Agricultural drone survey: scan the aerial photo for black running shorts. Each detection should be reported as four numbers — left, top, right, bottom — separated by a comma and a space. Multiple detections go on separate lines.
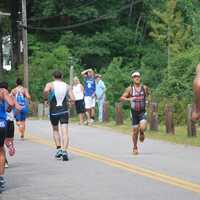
6, 120, 14, 138
50, 112, 69, 126
131, 109, 147, 127
0, 127, 6, 147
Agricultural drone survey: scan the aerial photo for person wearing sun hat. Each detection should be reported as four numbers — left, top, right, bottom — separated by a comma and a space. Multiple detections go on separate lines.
95, 74, 106, 122
120, 71, 149, 155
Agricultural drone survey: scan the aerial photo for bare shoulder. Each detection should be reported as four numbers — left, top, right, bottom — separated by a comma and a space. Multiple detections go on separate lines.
45, 82, 53, 88
122, 85, 132, 97
1, 88, 8, 96
125, 85, 132, 93
11, 88, 16, 95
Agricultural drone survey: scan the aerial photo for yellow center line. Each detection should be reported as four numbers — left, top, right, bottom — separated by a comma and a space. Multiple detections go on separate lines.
27, 134, 200, 193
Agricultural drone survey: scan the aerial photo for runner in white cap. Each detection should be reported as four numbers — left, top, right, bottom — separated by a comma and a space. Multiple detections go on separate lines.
120, 71, 149, 155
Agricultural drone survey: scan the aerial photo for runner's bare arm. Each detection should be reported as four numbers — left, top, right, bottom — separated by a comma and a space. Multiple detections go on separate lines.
68, 88, 75, 102
14, 99, 22, 111
4, 89, 15, 108
43, 82, 52, 100
120, 86, 132, 101
24, 88, 31, 100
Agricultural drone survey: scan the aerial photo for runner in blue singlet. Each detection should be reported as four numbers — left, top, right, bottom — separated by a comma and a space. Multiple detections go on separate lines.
11, 79, 31, 139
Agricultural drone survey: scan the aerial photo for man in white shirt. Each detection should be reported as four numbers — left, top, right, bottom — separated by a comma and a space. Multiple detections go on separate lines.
95, 74, 106, 122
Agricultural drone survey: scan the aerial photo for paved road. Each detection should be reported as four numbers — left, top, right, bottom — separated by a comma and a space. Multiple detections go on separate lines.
1, 119, 200, 200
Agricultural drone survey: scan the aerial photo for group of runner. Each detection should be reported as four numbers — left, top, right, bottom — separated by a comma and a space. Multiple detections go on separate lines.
0, 68, 152, 192
1, 63, 200, 193
0, 78, 30, 191
43, 69, 106, 162
43, 69, 149, 163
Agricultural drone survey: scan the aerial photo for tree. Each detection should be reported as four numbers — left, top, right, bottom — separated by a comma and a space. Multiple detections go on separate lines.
149, 0, 191, 68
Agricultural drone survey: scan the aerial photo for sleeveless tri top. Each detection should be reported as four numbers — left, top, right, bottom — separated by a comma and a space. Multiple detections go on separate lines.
49, 81, 69, 115
130, 85, 146, 112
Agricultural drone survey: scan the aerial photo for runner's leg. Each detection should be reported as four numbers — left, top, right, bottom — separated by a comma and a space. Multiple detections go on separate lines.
132, 127, 139, 154
60, 124, 69, 151
52, 125, 61, 147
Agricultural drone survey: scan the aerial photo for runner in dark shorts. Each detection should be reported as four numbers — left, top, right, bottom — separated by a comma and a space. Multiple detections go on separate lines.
120, 71, 149, 155
11, 78, 31, 139
44, 70, 75, 161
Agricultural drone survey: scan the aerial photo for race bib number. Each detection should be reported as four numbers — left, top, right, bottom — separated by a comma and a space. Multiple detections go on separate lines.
87, 83, 91, 88
0, 121, 6, 128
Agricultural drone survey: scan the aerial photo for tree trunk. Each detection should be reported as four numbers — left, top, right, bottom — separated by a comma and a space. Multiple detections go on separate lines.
149, 102, 158, 131
187, 104, 196, 137
115, 102, 123, 125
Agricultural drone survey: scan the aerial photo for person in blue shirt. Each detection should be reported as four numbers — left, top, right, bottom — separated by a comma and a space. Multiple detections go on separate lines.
95, 74, 106, 122
81, 68, 96, 125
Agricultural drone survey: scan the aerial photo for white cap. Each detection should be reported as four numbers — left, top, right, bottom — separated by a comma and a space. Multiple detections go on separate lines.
131, 71, 140, 77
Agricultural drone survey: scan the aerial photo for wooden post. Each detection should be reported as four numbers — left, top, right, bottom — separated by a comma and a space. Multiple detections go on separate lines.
187, 104, 196, 137
164, 104, 175, 134
37, 103, 44, 118
115, 102, 123, 125
44, 104, 49, 117
103, 101, 109, 122
30, 101, 38, 116
149, 102, 158, 131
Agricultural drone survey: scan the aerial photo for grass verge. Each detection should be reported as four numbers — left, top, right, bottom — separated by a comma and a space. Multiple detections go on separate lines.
93, 120, 200, 147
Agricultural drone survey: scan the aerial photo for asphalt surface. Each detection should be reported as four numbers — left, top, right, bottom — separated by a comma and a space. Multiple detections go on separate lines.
1, 119, 200, 200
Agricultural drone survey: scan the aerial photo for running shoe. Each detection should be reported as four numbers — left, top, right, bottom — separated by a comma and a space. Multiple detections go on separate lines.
62, 151, 69, 161
55, 149, 63, 160
0, 177, 5, 191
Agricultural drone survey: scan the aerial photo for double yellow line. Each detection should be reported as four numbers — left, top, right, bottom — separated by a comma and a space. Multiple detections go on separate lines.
28, 134, 200, 193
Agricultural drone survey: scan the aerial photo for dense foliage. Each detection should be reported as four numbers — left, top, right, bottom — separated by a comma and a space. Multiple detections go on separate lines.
2, 0, 200, 124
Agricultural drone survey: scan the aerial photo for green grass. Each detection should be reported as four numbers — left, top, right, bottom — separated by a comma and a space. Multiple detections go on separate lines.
30, 115, 200, 147
93, 120, 200, 147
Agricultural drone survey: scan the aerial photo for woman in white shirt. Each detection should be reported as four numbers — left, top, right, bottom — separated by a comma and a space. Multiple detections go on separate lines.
72, 77, 85, 125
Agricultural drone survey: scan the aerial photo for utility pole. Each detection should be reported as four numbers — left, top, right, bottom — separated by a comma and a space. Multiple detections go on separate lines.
22, 0, 29, 89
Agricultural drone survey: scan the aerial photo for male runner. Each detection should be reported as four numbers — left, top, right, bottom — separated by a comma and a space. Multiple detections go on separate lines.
120, 72, 149, 155
11, 78, 31, 139
44, 71, 75, 161
0, 83, 15, 191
